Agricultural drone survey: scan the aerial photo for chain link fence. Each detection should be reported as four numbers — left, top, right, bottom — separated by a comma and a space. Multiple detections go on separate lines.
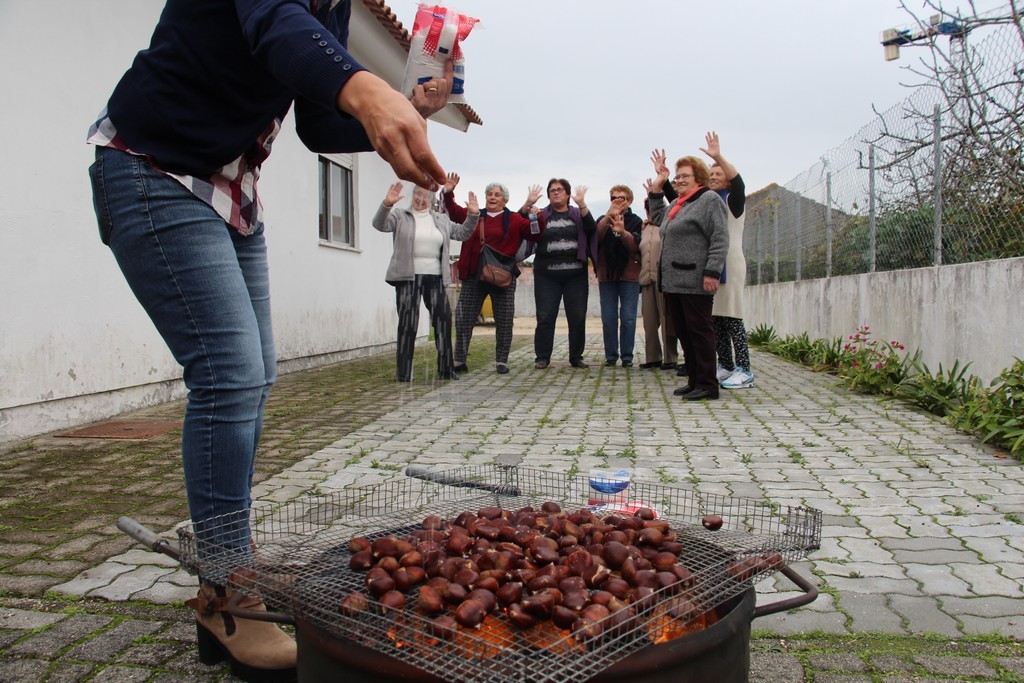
745, 20, 1024, 284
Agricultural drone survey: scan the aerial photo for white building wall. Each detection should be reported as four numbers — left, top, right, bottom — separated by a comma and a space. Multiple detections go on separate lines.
0, 2, 458, 443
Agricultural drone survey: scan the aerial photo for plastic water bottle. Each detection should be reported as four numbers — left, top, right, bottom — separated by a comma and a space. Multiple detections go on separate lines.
588, 469, 631, 507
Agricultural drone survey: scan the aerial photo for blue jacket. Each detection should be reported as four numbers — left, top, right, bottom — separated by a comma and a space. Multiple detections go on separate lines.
105, 0, 374, 175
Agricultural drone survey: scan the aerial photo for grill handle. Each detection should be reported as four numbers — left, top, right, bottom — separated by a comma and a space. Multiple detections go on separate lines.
117, 516, 181, 562
751, 565, 818, 619
405, 465, 521, 496
226, 591, 296, 625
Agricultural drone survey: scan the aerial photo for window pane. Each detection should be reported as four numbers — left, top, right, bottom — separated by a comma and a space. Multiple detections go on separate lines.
318, 159, 329, 240
330, 163, 344, 244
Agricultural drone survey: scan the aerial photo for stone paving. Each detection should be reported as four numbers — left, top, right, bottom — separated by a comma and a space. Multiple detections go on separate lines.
2, 327, 1023, 681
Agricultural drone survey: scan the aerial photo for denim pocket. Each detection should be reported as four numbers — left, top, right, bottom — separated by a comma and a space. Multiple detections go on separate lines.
88, 153, 113, 246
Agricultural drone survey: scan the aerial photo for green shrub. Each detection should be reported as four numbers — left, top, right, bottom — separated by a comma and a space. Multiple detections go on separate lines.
748, 323, 778, 346
809, 336, 845, 372
955, 359, 1024, 456
765, 332, 815, 365
897, 358, 978, 417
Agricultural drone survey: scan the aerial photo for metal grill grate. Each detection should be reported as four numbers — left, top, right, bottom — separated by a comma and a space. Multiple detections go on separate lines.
178, 465, 821, 683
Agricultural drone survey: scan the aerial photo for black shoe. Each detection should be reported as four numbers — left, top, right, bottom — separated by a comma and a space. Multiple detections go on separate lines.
570, 359, 589, 369
397, 377, 411, 383
685, 388, 720, 401
660, 362, 677, 370
621, 361, 633, 368
639, 361, 660, 369
496, 363, 509, 375
535, 360, 550, 369
676, 367, 688, 377
604, 360, 617, 367
439, 371, 461, 380
453, 363, 469, 373
673, 385, 696, 396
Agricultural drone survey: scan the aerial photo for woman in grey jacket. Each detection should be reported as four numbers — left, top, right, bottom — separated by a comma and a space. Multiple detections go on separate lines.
373, 183, 479, 381
648, 154, 728, 400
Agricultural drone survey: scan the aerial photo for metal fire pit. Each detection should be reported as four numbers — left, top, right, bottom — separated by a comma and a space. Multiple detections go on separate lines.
174, 465, 822, 683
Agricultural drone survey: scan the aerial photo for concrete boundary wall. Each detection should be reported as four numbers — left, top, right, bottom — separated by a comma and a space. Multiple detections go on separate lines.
743, 257, 1023, 384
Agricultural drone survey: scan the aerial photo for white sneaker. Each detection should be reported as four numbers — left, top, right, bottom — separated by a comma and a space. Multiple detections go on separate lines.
721, 369, 754, 389
716, 366, 733, 382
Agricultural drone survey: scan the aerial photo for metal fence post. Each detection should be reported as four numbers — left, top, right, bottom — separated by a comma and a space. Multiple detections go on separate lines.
756, 209, 763, 285
869, 144, 876, 273
933, 104, 943, 266
826, 171, 833, 279
773, 196, 779, 283
795, 195, 802, 281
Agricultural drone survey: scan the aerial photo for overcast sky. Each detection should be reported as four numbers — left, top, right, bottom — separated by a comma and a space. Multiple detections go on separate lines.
388, 0, 1009, 218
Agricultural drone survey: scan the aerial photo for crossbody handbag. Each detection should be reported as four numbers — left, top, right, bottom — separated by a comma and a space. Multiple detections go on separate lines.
478, 219, 516, 288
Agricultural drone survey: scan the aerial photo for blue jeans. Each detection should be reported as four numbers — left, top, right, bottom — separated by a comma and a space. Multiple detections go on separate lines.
599, 280, 641, 363
533, 269, 589, 363
89, 147, 274, 564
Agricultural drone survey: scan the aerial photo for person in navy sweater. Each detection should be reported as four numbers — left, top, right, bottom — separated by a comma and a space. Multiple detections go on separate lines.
87, 2, 452, 680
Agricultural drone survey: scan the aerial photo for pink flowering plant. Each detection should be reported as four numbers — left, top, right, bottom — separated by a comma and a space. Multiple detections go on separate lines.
835, 326, 912, 395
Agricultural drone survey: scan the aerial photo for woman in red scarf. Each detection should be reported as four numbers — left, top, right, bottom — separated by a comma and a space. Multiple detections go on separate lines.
647, 152, 729, 399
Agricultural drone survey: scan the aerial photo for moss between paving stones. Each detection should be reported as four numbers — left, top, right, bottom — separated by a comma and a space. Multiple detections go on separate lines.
751, 632, 1024, 681
0, 338, 519, 597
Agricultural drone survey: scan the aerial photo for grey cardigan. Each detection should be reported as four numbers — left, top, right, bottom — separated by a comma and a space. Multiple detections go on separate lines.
648, 188, 728, 296
372, 202, 478, 286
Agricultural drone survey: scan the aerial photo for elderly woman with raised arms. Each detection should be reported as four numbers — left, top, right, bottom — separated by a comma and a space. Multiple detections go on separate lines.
373, 183, 480, 383
648, 151, 728, 400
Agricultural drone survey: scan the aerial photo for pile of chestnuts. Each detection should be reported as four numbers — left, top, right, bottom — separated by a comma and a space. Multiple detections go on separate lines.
336, 502, 750, 648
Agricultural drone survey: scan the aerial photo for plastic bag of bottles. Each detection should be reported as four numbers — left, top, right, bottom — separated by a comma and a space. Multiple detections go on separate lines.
401, 4, 479, 104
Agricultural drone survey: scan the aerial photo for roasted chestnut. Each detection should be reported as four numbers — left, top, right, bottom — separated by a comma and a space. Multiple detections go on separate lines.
349, 549, 373, 571
417, 585, 445, 614
467, 588, 497, 614
349, 537, 371, 554
701, 514, 723, 531
427, 615, 458, 640
507, 603, 539, 629
379, 590, 406, 613
453, 599, 486, 628
339, 591, 368, 617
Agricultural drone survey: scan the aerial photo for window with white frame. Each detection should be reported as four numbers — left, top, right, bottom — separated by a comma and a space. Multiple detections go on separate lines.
318, 155, 356, 247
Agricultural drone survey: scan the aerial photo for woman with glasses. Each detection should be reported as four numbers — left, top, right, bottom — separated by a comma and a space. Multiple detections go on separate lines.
523, 178, 596, 369
595, 186, 644, 367
648, 152, 728, 399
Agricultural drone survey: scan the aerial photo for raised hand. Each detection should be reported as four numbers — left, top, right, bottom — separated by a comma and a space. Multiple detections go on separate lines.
572, 185, 588, 207
444, 172, 461, 193
643, 178, 654, 194
651, 148, 669, 176
526, 184, 543, 206
383, 181, 404, 207
611, 213, 626, 234
650, 148, 670, 187
700, 131, 721, 161
466, 191, 480, 214
410, 60, 454, 118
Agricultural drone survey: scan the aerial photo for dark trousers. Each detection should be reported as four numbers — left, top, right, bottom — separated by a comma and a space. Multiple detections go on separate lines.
395, 275, 452, 381
533, 269, 589, 363
665, 293, 717, 391
454, 276, 517, 364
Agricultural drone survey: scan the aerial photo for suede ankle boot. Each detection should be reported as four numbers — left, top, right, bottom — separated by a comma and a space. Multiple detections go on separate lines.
187, 582, 297, 682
